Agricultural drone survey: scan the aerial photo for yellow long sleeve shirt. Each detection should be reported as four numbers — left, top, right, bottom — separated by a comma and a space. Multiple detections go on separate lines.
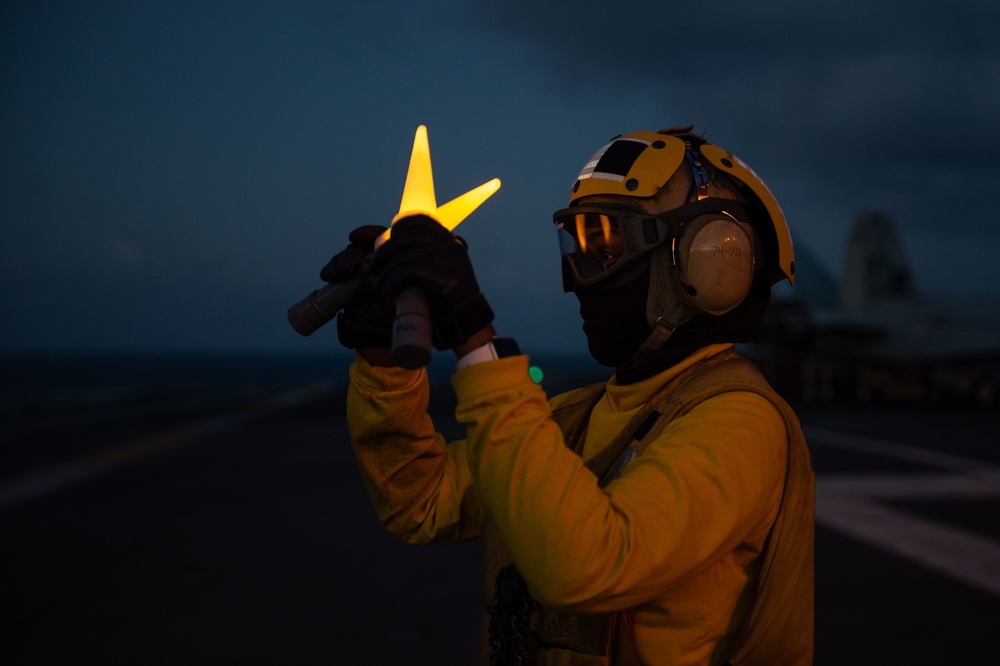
347, 343, 799, 665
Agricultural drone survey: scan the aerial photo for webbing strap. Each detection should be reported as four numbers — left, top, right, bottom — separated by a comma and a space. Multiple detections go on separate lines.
580, 348, 736, 484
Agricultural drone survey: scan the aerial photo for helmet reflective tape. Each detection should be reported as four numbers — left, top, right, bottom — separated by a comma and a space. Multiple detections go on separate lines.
570, 131, 687, 204
673, 213, 756, 315
699, 143, 795, 285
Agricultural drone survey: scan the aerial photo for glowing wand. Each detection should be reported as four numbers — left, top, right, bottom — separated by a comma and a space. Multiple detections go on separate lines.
287, 126, 501, 366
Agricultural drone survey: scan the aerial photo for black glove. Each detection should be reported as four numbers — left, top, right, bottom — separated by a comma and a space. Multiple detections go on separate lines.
371, 215, 494, 350
320, 225, 394, 349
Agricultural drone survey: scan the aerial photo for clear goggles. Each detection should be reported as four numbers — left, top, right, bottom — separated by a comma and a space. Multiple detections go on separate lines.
553, 199, 751, 289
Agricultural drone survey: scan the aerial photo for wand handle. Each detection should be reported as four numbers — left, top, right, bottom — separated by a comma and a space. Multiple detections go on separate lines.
287, 276, 362, 336
391, 286, 433, 368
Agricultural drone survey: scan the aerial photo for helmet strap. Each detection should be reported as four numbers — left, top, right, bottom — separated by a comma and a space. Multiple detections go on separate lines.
684, 143, 711, 201
631, 298, 691, 357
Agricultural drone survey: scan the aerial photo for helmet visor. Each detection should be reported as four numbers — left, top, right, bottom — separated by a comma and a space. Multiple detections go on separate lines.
554, 206, 668, 287
553, 199, 754, 290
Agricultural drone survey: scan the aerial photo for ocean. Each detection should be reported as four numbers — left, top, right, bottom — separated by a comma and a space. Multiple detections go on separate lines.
0, 350, 610, 422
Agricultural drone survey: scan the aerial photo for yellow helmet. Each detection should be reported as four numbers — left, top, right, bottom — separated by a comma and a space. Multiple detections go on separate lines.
563, 127, 795, 287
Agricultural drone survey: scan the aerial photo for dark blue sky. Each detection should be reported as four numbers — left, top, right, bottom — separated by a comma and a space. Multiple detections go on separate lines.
3, 1, 998, 354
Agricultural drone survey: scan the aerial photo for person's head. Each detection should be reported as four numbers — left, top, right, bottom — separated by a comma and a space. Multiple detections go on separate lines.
553, 126, 794, 381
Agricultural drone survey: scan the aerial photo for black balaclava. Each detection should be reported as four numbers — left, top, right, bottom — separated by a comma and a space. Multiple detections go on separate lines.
575, 266, 653, 367
575, 265, 772, 385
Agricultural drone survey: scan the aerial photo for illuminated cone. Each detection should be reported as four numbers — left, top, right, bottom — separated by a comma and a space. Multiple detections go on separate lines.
378, 125, 501, 245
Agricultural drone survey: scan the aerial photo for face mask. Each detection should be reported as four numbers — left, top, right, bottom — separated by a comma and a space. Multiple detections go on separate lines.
574, 269, 652, 367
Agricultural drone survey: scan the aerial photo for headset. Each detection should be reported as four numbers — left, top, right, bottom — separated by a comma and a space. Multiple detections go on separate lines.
556, 128, 795, 314
554, 195, 758, 315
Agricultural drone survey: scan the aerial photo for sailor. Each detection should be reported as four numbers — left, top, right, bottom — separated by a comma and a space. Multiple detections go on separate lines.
324, 125, 814, 665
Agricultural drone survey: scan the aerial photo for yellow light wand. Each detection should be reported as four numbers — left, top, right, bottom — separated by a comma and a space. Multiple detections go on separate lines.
381, 124, 501, 242
384, 125, 501, 367
287, 126, 501, 367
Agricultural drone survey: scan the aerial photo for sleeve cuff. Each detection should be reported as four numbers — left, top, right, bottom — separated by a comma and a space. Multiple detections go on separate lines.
452, 354, 534, 400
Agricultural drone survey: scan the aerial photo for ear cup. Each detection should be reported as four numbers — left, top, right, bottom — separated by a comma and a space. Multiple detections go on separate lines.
674, 214, 755, 314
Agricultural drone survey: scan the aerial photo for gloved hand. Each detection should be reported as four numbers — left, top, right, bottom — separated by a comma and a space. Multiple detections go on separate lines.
371, 215, 494, 350
319, 225, 394, 349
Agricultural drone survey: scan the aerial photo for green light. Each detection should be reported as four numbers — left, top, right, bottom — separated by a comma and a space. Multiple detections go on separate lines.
529, 365, 544, 383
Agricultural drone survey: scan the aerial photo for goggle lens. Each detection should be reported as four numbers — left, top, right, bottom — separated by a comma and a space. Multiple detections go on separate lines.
553, 199, 752, 290
555, 210, 628, 282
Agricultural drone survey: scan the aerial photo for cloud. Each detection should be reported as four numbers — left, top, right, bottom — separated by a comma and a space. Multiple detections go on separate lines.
467, 1, 1000, 157
466, 0, 1000, 287
106, 234, 143, 267
3, 1, 997, 354
468, 1, 998, 61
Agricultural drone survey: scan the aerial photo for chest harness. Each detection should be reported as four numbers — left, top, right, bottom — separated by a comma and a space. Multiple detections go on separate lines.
483, 352, 815, 665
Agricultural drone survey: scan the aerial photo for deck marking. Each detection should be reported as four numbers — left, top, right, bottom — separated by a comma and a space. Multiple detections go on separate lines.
807, 426, 1000, 597
0, 380, 335, 513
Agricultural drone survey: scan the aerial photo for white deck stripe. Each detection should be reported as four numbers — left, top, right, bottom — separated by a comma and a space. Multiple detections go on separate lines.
0, 381, 335, 513
809, 427, 1000, 597
817, 481, 1000, 596
804, 425, 1000, 477
0, 465, 102, 511
817, 472, 1000, 499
